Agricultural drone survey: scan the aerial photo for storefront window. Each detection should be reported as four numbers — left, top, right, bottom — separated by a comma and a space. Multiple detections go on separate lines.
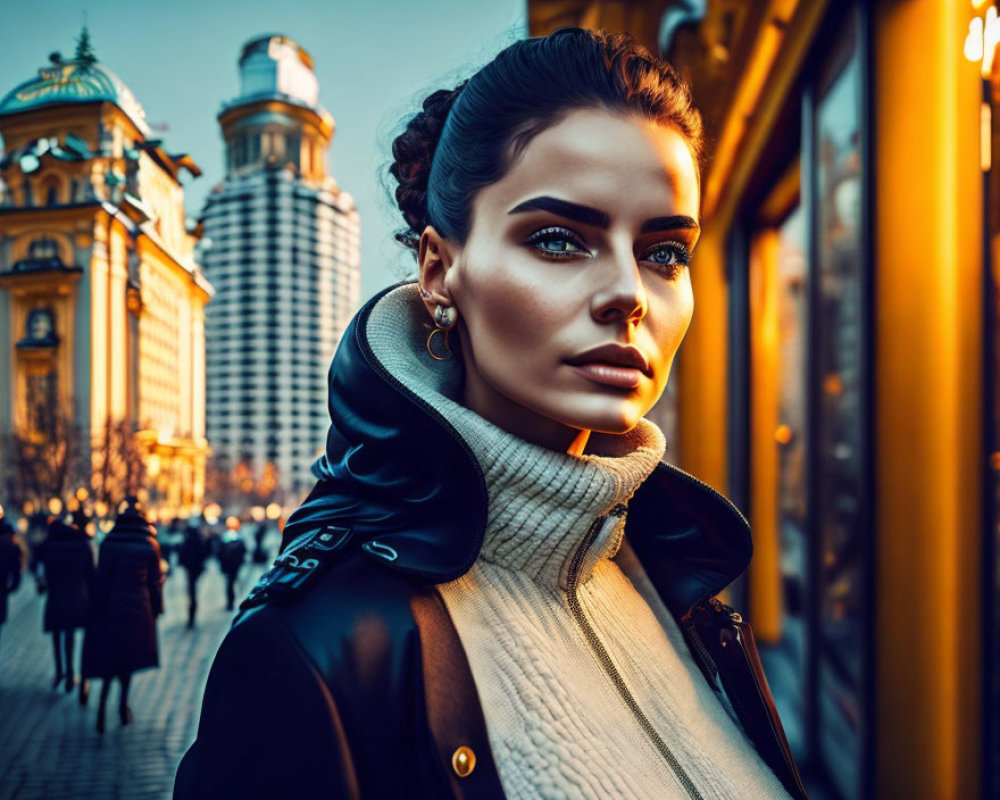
776, 202, 810, 747
743, 10, 868, 798
815, 33, 864, 800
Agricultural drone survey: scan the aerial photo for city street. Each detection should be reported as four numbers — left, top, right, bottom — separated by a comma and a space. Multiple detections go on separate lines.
0, 548, 268, 800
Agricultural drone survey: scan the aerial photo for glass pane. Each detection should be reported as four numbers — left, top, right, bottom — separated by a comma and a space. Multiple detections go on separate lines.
757, 201, 810, 760
815, 38, 864, 800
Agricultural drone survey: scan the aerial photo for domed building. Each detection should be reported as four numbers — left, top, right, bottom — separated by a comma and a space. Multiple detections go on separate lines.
0, 29, 212, 514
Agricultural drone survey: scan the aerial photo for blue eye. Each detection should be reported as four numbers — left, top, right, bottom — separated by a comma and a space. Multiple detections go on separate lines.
642, 241, 691, 275
526, 227, 589, 258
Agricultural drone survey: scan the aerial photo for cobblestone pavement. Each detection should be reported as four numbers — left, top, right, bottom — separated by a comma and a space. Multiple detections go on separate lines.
0, 543, 270, 800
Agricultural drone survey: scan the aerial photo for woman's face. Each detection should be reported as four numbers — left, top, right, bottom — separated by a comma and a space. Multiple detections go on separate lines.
422, 108, 700, 452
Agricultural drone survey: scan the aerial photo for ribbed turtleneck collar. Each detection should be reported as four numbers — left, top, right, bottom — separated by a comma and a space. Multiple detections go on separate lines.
367, 284, 666, 589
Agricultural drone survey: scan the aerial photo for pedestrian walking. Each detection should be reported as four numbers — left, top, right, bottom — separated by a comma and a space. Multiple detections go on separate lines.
82, 497, 163, 734
251, 520, 268, 564
25, 508, 48, 581
0, 506, 24, 657
177, 520, 208, 628
218, 523, 247, 611
35, 512, 95, 702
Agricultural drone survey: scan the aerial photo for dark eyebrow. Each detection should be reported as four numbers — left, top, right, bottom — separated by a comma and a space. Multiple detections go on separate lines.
640, 215, 700, 234
508, 196, 700, 235
508, 196, 610, 229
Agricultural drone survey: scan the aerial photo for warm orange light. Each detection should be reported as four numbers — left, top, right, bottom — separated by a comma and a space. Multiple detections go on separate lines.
250, 506, 266, 522
225, 516, 241, 531
94, 500, 109, 518
265, 503, 281, 520
203, 503, 221, 519
823, 373, 843, 396
48, 497, 62, 515
75, 487, 89, 502
774, 424, 793, 445
990, 451, 1000, 470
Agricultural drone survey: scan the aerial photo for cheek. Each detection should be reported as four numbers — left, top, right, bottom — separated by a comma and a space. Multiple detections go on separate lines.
453, 258, 573, 361
646, 281, 695, 365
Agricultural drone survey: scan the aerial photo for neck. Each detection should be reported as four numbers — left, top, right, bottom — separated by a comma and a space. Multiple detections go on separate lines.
461, 369, 591, 455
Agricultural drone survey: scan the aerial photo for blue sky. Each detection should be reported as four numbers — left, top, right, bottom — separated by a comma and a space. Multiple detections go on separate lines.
0, 0, 527, 300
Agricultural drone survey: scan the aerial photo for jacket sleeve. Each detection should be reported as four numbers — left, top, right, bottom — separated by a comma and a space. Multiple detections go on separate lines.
173, 609, 360, 800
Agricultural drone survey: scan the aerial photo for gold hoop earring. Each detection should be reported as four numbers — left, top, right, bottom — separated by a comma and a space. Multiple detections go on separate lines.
426, 304, 457, 361
426, 327, 452, 360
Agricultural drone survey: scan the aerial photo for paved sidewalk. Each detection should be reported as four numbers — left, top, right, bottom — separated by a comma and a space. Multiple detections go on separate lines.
0, 545, 268, 800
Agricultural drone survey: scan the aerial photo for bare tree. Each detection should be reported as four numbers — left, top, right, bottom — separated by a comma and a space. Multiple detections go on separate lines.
90, 416, 147, 509
0, 389, 87, 510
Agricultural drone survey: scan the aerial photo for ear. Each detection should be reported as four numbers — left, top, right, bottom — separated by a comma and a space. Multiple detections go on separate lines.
417, 226, 456, 317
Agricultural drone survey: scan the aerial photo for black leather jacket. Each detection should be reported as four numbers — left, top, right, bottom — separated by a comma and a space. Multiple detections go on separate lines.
175, 283, 808, 800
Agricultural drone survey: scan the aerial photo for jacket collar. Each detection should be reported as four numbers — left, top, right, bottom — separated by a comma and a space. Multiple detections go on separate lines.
283, 282, 752, 619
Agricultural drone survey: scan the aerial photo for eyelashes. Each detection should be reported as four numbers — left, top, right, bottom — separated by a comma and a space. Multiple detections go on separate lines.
524, 226, 692, 276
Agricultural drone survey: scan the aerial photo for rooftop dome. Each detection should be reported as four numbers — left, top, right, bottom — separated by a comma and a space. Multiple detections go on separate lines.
0, 29, 150, 136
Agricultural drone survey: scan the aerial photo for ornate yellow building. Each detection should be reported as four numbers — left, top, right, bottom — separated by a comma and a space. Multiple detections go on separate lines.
0, 30, 212, 514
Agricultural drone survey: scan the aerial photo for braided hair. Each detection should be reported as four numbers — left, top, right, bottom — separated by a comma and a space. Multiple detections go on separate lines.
388, 27, 703, 255
388, 82, 467, 252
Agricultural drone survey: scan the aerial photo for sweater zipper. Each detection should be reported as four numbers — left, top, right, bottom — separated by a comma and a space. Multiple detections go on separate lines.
566, 507, 706, 800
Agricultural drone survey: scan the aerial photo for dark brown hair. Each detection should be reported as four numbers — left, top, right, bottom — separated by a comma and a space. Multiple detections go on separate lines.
388, 27, 703, 253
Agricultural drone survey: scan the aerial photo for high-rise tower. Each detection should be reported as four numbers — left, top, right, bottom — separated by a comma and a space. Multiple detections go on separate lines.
200, 35, 360, 505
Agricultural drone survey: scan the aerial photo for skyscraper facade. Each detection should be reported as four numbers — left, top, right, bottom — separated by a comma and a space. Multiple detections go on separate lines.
0, 30, 212, 514
200, 35, 360, 505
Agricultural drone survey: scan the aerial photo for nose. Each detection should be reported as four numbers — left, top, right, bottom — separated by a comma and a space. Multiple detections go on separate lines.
591, 250, 648, 328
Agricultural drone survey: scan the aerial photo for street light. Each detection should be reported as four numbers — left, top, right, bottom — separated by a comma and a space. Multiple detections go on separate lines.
265, 503, 281, 520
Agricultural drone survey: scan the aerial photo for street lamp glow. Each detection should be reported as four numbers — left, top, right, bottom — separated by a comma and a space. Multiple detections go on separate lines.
265, 503, 281, 520
75, 487, 89, 502
250, 506, 265, 522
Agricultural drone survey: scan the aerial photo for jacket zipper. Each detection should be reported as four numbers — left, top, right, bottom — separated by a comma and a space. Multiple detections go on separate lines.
566, 508, 706, 800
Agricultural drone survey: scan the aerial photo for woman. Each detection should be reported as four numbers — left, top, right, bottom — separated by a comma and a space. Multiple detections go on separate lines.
176, 28, 807, 799
83, 497, 163, 733
35, 511, 94, 701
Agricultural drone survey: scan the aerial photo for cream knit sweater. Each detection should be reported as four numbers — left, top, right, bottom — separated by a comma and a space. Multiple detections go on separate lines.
369, 286, 791, 800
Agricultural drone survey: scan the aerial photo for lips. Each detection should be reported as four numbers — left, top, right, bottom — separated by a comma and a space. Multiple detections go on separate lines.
565, 343, 652, 377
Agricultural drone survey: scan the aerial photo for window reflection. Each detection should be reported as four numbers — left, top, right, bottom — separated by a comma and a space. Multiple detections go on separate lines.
816, 43, 864, 800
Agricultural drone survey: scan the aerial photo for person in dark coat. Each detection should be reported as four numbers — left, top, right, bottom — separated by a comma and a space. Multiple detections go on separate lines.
35, 513, 95, 701
251, 521, 269, 564
177, 521, 208, 628
82, 498, 163, 733
175, 29, 807, 800
0, 508, 24, 656
217, 524, 247, 611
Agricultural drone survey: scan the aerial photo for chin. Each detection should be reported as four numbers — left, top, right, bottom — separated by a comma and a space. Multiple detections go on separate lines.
558, 401, 646, 436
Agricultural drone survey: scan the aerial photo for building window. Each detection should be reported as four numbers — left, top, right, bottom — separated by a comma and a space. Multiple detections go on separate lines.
734, 8, 870, 799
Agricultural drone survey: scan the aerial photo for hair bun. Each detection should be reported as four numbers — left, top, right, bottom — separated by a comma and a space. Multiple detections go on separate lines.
389, 81, 467, 251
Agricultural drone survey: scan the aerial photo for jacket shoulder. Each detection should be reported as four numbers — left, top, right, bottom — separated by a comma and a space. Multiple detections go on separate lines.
175, 603, 359, 799
178, 529, 438, 799
236, 527, 425, 677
